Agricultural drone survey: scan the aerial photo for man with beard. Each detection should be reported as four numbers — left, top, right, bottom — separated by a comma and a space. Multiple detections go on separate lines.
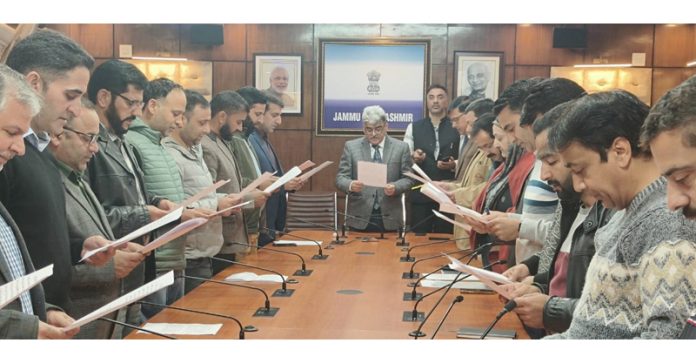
640, 74, 696, 338
85, 60, 175, 335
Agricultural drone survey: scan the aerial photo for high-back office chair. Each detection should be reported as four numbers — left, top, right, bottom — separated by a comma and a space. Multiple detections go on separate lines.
285, 192, 337, 231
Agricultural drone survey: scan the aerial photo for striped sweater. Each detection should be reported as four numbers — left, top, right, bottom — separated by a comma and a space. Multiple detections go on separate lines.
546, 177, 696, 339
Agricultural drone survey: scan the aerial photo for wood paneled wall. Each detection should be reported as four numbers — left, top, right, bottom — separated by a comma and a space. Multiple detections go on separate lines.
46, 23, 696, 194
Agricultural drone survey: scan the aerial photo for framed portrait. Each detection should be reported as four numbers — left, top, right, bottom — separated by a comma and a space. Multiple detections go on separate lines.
454, 51, 504, 101
253, 54, 303, 115
317, 38, 431, 136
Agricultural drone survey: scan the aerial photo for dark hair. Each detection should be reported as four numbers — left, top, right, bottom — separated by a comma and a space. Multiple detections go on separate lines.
464, 98, 494, 117
210, 91, 249, 117
87, 59, 148, 104
449, 95, 471, 113
519, 77, 585, 127
492, 77, 545, 116
143, 78, 183, 106
426, 84, 448, 95
532, 100, 576, 136
641, 74, 696, 149
263, 90, 284, 110
184, 89, 210, 115
547, 90, 650, 161
236, 86, 267, 107
6, 29, 94, 80
470, 112, 497, 138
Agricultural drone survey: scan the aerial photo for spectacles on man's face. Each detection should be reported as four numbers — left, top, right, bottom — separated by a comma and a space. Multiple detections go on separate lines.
364, 125, 385, 135
63, 126, 98, 145
113, 92, 144, 109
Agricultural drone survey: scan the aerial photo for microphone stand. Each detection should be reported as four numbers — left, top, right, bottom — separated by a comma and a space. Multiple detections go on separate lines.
182, 274, 278, 317
396, 214, 435, 247
400, 236, 470, 262
227, 241, 312, 276
285, 215, 340, 249
138, 301, 255, 339
404, 248, 473, 279
335, 210, 386, 240
430, 295, 464, 339
480, 300, 517, 339
99, 317, 176, 339
263, 227, 328, 260
211, 256, 297, 297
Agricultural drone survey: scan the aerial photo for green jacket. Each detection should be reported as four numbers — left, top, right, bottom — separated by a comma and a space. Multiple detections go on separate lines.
125, 118, 186, 272
230, 132, 263, 234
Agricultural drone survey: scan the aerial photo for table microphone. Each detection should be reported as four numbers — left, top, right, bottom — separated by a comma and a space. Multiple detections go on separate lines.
430, 295, 464, 339
138, 301, 254, 339
211, 256, 296, 297
480, 299, 517, 339
226, 241, 311, 276
405, 248, 473, 279
262, 226, 327, 260
98, 317, 176, 339
285, 215, 342, 246
182, 274, 278, 317
397, 214, 435, 247
334, 210, 386, 240
410, 269, 465, 339
401, 236, 470, 262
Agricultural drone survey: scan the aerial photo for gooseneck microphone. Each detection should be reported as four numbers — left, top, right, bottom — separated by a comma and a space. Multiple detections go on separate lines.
405, 248, 474, 279
211, 256, 296, 297
99, 317, 176, 339
400, 236, 471, 262
262, 227, 327, 260
286, 215, 342, 247
410, 269, 466, 339
430, 295, 464, 339
138, 301, 254, 339
334, 210, 386, 240
480, 299, 517, 339
397, 214, 435, 246
226, 241, 311, 276
182, 274, 278, 317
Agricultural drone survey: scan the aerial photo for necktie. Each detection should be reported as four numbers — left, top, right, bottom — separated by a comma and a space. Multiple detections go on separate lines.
372, 144, 382, 163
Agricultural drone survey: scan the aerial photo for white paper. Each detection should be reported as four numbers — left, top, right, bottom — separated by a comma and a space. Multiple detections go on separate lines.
224, 271, 286, 283
140, 218, 209, 254
411, 164, 432, 182
273, 240, 322, 246
66, 270, 174, 330
207, 200, 253, 219
0, 264, 53, 310
138, 323, 222, 336
357, 161, 387, 188
446, 255, 513, 299
420, 279, 491, 291
240, 171, 275, 196
299, 161, 333, 182
180, 179, 230, 208
264, 166, 302, 193
433, 210, 472, 233
439, 203, 488, 224
297, 160, 316, 171
80, 207, 185, 262
403, 171, 429, 185
421, 183, 453, 206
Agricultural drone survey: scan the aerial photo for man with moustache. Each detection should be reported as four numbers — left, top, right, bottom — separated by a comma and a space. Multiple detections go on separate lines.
265, 66, 295, 109
640, 75, 696, 338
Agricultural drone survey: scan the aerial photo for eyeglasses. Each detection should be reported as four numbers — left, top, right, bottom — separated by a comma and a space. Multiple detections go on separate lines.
63, 126, 98, 145
113, 92, 144, 109
364, 126, 385, 135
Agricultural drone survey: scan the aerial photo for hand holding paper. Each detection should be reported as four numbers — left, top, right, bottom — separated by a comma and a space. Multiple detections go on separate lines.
445, 255, 513, 299
264, 166, 302, 193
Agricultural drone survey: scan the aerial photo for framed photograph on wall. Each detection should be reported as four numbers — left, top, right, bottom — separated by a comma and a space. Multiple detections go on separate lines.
317, 38, 431, 136
454, 51, 504, 101
253, 54, 303, 115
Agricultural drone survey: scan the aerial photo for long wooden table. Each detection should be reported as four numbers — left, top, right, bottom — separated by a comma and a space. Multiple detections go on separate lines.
128, 231, 528, 339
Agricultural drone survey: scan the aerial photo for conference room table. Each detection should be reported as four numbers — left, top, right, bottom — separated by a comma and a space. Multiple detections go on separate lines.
128, 230, 529, 339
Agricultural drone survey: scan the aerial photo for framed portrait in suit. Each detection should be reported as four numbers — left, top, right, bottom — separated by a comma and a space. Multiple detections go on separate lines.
253, 53, 303, 115
454, 51, 504, 101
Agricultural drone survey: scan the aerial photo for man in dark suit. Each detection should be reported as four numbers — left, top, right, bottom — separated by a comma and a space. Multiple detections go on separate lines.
248, 92, 305, 246
0, 64, 78, 339
336, 106, 414, 232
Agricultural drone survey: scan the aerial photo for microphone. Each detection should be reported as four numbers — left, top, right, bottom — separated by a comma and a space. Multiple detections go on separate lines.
405, 243, 493, 301
405, 259, 506, 322
400, 236, 470, 263
396, 214, 435, 247
182, 274, 278, 317
211, 256, 297, 297
99, 317, 176, 339
262, 227, 328, 260
430, 295, 464, 339
138, 301, 255, 339
226, 241, 312, 276
480, 299, 517, 339
285, 215, 341, 247
334, 210, 386, 240
410, 270, 465, 339
405, 247, 475, 279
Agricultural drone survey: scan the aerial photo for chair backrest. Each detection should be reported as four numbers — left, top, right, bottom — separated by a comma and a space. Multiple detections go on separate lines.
285, 191, 337, 231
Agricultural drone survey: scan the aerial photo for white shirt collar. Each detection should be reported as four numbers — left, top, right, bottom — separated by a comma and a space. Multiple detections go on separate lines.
23, 128, 51, 152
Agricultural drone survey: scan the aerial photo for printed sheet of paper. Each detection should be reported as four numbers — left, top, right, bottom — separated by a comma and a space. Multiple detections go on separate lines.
357, 161, 387, 188
421, 183, 454, 206
433, 210, 472, 233
297, 160, 316, 171
299, 161, 333, 182
224, 272, 287, 283
273, 240, 323, 247
140, 218, 209, 254
139, 323, 222, 336
439, 203, 487, 224
0, 264, 53, 310
80, 207, 184, 262
180, 179, 230, 207
206, 200, 253, 219
404, 171, 429, 185
240, 172, 275, 196
264, 166, 302, 193
446, 255, 512, 299
66, 271, 174, 330
411, 164, 432, 182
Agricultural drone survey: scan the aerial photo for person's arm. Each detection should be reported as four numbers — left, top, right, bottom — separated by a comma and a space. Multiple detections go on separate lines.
390, 144, 416, 194
335, 143, 355, 193
543, 296, 579, 334
0, 310, 39, 339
